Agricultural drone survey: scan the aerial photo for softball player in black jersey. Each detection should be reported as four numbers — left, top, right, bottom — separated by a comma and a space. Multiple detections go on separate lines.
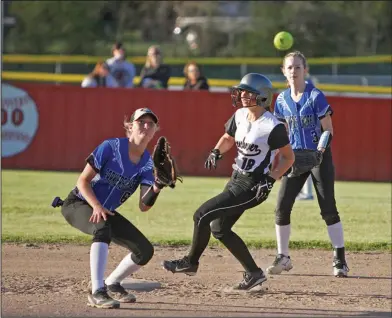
266, 51, 349, 277
162, 73, 294, 291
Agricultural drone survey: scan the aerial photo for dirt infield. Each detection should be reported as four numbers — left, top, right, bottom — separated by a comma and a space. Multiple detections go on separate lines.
2, 243, 391, 317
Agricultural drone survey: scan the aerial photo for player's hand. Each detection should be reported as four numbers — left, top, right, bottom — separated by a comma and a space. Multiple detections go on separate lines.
315, 150, 323, 165
89, 205, 115, 223
205, 149, 223, 170
252, 176, 276, 201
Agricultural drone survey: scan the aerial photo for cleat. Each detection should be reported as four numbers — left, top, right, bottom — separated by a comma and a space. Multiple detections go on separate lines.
333, 259, 349, 277
107, 282, 136, 303
232, 268, 267, 291
266, 254, 293, 275
162, 256, 199, 276
87, 287, 120, 309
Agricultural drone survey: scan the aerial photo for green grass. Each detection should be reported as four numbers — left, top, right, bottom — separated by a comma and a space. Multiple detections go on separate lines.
2, 170, 391, 251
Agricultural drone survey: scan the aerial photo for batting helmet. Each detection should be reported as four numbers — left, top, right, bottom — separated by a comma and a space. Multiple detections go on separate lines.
231, 73, 274, 108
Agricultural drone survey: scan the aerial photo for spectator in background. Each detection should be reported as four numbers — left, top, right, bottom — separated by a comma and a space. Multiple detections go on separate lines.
183, 62, 210, 91
106, 42, 136, 88
81, 61, 119, 88
139, 45, 171, 89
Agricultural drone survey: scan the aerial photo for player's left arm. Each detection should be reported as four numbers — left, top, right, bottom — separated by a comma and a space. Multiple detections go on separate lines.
139, 183, 161, 212
313, 90, 334, 153
268, 124, 295, 180
319, 114, 334, 153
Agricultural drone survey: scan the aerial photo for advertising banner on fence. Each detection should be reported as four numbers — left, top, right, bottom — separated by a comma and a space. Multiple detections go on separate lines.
1, 83, 39, 158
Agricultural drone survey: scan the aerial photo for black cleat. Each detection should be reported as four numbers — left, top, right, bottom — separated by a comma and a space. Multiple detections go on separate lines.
162, 256, 199, 276
232, 268, 267, 291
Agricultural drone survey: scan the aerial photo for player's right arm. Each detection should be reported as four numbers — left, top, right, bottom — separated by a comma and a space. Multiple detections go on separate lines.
76, 164, 115, 223
213, 133, 235, 154
214, 112, 237, 154
204, 113, 237, 170
77, 141, 115, 223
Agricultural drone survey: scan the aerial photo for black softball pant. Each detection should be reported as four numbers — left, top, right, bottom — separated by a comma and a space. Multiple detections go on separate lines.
187, 171, 267, 273
275, 148, 341, 226
61, 191, 153, 266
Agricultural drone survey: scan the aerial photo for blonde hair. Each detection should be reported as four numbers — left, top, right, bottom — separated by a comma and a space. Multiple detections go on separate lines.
282, 51, 308, 87
282, 50, 308, 69
123, 115, 132, 138
145, 45, 162, 68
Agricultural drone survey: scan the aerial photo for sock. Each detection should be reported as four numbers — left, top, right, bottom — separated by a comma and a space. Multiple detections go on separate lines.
276, 224, 291, 256
105, 253, 141, 285
90, 242, 109, 294
327, 222, 345, 248
334, 247, 346, 262
304, 177, 313, 196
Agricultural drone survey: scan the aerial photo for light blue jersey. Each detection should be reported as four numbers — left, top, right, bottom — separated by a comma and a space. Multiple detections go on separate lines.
274, 82, 333, 150
74, 138, 154, 211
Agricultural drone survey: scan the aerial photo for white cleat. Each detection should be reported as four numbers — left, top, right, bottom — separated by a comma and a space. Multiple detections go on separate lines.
333, 260, 349, 277
266, 254, 293, 275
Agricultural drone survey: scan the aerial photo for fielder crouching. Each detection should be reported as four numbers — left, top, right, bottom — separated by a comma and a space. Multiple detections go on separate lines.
53, 108, 169, 309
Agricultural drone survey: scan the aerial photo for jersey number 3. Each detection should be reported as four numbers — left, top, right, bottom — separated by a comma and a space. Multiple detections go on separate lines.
311, 130, 319, 143
241, 158, 256, 171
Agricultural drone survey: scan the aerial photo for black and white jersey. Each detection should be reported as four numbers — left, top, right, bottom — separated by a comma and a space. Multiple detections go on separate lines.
225, 108, 289, 175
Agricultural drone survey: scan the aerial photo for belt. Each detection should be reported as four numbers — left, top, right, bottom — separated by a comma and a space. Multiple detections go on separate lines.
232, 165, 254, 177
232, 164, 269, 182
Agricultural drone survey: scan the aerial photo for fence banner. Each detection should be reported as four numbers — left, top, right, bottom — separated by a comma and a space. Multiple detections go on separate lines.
2, 83, 391, 182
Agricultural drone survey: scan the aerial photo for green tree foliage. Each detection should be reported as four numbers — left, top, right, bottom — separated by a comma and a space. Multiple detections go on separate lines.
4, 0, 391, 57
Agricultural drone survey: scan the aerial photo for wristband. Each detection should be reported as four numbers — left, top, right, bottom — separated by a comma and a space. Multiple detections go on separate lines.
317, 131, 333, 149
141, 186, 160, 206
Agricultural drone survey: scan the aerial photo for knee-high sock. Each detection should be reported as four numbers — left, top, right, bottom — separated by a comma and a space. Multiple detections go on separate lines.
276, 224, 291, 256
105, 253, 141, 285
90, 242, 109, 294
327, 222, 345, 248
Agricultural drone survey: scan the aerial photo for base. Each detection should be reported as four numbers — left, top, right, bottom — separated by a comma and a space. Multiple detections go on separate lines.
121, 278, 161, 291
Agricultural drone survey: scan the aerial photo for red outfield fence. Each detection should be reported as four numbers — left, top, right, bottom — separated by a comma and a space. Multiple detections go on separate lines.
2, 83, 391, 182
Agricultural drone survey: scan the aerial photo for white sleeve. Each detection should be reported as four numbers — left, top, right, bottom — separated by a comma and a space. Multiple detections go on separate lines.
81, 77, 96, 88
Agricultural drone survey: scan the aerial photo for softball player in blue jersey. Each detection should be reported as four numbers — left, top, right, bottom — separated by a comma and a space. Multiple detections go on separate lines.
266, 51, 349, 278
58, 108, 167, 309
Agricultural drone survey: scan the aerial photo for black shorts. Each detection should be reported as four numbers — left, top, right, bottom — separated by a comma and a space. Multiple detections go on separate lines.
60, 191, 154, 265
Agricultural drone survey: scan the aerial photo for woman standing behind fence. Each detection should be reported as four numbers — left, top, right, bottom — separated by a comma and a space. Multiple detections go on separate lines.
138, 45, 171, 89
266, 51, 349, 278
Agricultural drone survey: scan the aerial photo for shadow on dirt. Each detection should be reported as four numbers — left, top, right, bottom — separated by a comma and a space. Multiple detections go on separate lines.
287, 273, 392, 280
116, 301, 392, 317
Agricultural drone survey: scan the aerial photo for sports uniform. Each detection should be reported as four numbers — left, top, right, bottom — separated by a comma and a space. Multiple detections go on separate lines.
266, 81, 349, 277
57, 108, 163, 308
162, 73, 292, 291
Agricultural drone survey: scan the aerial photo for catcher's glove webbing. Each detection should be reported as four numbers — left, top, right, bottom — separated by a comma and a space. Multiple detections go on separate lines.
287, 149, 323, 178
153, 136, 183, 188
